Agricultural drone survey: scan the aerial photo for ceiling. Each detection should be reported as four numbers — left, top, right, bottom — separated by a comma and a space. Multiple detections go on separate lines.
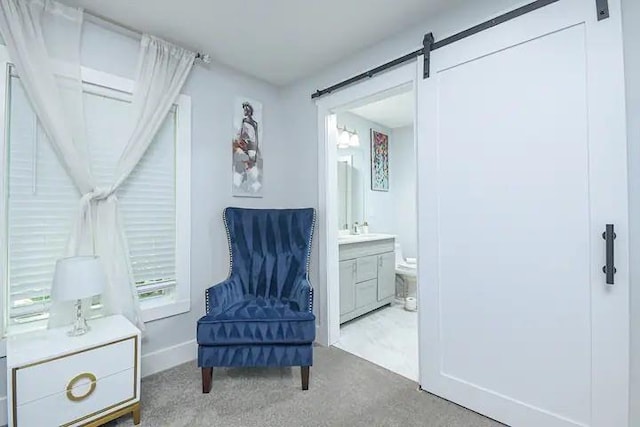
349, 90, 414, 128
62, 0, 460, 86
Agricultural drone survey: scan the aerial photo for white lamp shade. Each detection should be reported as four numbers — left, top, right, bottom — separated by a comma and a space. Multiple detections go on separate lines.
349, 132, 360, 147
51, 256, 107, 302
338, 130, 351, 148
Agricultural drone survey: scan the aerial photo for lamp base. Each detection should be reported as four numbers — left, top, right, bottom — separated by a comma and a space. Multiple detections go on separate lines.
68, 299, 90, 337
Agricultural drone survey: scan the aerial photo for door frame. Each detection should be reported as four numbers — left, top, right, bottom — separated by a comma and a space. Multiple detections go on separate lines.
315, 62, 418, 348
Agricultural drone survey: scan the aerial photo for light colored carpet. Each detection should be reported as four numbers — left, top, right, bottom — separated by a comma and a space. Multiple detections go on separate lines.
113, 346, 504, 427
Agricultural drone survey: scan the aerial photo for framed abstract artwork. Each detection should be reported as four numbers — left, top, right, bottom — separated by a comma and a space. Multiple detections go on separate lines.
370, 129, 389, 191
232, 97, 263, 197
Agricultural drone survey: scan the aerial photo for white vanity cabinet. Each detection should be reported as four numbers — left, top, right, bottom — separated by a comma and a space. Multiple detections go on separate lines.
339, 235, 395, 324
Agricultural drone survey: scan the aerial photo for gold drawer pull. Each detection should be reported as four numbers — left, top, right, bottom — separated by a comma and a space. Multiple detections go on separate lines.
66, 373, 97, 402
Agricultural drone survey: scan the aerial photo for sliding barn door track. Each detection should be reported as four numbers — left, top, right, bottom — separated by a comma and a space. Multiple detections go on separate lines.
311, 0, 609, 99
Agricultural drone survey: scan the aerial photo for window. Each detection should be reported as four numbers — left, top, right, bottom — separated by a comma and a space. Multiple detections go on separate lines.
0, 61, 191, 332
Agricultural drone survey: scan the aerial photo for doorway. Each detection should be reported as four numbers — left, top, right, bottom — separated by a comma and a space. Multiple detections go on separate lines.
315, 63, 418, 367
330, 87, 418, 381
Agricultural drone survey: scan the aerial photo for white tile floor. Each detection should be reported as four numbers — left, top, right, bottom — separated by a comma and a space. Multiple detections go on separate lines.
334, 303, 419, 381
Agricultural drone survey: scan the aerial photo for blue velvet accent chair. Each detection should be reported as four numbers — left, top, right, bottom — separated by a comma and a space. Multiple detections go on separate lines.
197, 207, 316, 392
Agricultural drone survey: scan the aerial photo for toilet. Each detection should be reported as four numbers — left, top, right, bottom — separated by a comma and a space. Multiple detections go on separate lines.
395, 243, 417, 311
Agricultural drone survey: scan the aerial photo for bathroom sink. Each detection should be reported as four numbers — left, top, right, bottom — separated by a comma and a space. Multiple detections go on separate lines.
337, 233, 395, 244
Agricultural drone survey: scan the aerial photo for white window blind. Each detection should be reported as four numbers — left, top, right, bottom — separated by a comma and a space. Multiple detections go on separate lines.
7, 73, 178, 325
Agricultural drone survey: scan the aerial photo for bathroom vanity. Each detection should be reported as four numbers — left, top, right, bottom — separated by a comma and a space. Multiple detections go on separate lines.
338, 234, 395, 324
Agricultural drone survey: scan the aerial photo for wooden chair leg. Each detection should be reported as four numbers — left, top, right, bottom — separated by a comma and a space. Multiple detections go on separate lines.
202, 367, 213, 393
301, 366, 310, 391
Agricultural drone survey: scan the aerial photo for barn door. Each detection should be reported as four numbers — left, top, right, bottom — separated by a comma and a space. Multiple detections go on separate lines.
417, 1, 629, 426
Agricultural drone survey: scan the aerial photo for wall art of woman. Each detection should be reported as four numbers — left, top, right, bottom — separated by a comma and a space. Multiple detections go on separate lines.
232, 99, 263, 196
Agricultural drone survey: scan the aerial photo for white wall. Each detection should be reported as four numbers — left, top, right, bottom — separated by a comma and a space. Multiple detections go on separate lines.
391, 125, 417, 259
622, 0, 640, 424
281, 0, 528, 335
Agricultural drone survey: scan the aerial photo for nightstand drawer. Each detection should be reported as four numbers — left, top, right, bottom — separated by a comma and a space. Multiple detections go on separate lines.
16, 368, 135, 427
15, 336, 135, 405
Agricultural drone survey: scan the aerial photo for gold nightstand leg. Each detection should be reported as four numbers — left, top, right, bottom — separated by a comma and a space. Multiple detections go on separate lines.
132, 402, 141, 425
81, 402, 140, 427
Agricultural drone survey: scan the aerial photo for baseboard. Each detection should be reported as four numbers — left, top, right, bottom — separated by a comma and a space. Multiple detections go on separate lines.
141, 339, 198, 378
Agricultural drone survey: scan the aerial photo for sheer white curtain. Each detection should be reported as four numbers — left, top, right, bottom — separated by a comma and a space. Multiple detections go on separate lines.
0, 0, 91, 192
85, 36, 195, 329
0, 0, 195, 330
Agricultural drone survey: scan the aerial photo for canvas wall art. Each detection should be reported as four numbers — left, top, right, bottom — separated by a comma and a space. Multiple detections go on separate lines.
232, 97, 263, 197
371, 129, 389, 191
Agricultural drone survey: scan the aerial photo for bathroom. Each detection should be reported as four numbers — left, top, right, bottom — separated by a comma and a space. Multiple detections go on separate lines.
333, 87, 418, 381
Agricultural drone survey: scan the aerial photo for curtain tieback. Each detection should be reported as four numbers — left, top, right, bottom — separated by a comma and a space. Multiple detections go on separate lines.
77, 187, 119, 255
78, 186, 119, 223
80, 186, 117, 205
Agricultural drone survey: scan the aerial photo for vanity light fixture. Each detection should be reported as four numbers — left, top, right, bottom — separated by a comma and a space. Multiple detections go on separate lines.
338, 128, 351, 148
349, 132, 360, 147
337, 126, 360, 148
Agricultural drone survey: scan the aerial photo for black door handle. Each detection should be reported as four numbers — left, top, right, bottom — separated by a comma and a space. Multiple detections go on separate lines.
602, 224, 616, 285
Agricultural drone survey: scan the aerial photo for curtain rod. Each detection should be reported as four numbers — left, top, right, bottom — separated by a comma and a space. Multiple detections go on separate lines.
83, 10, 211, 63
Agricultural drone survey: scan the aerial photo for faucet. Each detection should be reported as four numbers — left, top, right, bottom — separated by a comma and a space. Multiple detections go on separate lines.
352, 221, 360, 235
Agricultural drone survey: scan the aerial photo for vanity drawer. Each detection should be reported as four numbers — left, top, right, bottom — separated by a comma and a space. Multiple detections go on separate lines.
355, 279, 378, 308
15, 336, 135, 405
356, 256, 378, 282
16, 368, 135, 427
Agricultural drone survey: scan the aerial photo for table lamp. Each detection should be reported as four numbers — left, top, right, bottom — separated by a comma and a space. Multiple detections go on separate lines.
51, 256, 107, 336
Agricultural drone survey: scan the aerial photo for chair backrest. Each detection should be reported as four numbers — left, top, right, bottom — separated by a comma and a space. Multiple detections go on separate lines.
223, 207, 315, 299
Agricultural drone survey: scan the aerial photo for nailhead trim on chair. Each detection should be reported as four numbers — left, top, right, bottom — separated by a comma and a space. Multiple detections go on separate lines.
306, 210, 317, 312
223, 208, 234, 278
205, 208, 234, 315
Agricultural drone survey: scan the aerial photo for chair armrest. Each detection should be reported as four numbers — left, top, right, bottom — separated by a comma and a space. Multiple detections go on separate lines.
290, 278, 314, 313
205, 277, 244, 316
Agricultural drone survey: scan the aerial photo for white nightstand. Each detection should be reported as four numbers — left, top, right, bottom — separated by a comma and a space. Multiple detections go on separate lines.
7, 315, 141, 427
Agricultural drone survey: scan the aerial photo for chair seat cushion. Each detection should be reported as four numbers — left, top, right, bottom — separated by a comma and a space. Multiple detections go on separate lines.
198, 344, 313, 368
197, 296, 316, 346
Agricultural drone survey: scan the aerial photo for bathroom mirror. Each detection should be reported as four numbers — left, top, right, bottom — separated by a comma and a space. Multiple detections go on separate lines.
337, 153, 365, 231
337, 156, 353, 230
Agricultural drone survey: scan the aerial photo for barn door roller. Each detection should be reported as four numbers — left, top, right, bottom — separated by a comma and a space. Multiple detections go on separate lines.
422, 33, 434, 79
596, 0, 610, 21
